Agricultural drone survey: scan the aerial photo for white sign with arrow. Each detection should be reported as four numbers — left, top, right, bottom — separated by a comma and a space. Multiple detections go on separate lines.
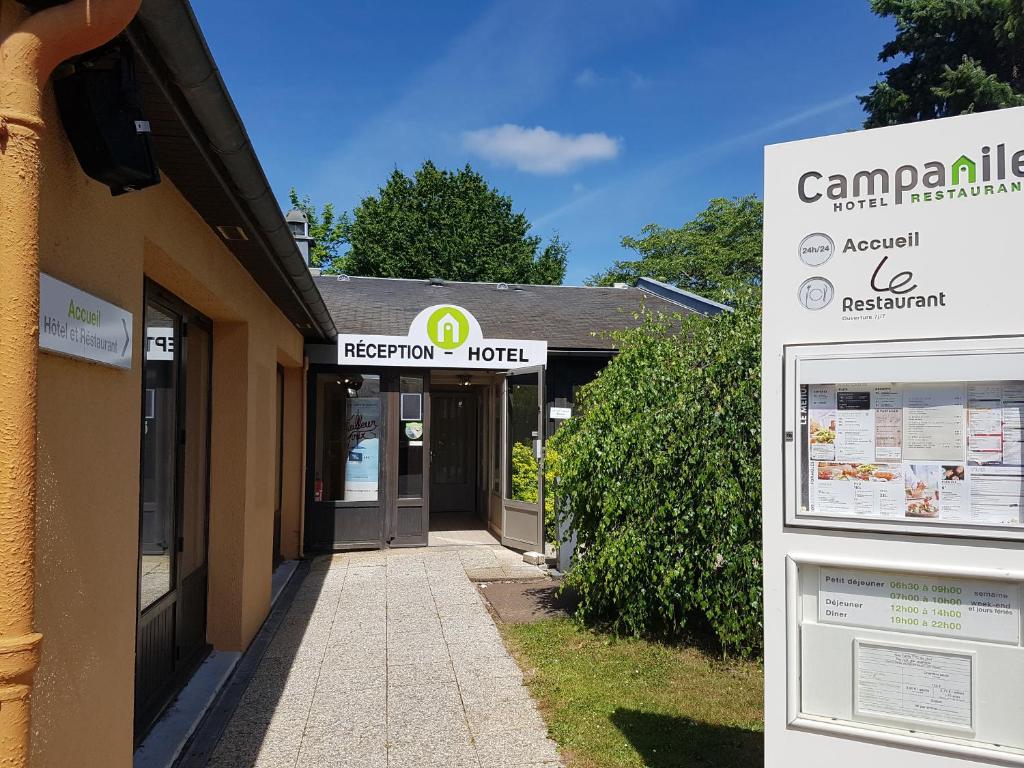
39, 273, 133, 369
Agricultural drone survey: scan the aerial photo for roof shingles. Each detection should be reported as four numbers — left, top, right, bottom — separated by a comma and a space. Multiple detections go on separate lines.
314, 276, 693, 351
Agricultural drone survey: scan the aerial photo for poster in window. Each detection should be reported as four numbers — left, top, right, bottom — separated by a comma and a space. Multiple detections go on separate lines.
345, 398, 380, 501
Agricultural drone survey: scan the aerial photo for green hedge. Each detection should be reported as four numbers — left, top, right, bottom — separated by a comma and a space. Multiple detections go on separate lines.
511, 441, 561, 546
548, 293, 762, 656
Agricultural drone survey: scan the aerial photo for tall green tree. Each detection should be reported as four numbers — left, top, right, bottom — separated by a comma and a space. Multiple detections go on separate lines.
288, 189, 350, 271
343, 161, 567, 284
861, 0, 1024, 128
588, 196, 762, 303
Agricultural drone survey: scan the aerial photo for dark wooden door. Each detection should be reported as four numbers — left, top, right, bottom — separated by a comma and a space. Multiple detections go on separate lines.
430, 391, 479, 514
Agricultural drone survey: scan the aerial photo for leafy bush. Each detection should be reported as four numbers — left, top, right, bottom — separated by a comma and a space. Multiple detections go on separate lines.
511, 442, 561, 545
511, 441, 540, 504
548, 293, 762, 656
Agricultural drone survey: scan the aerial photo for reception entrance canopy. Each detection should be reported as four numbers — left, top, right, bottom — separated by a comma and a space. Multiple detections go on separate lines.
337, 304, 547, 369
307, 275, 727, 554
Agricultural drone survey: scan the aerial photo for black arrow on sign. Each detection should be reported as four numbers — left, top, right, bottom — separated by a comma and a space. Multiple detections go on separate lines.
122, 318, 130, 356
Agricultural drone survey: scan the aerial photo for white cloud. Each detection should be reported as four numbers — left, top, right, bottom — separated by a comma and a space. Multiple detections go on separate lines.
462, 124, 620, 174
535, 92, 859, 226
574, 67, 649, 90
574, 68, 598, 87
626, 71, 650, 90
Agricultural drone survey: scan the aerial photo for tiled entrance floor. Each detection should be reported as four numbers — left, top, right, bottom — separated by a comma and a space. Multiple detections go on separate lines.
203, 547, 562, 767
426, 513, 502, 549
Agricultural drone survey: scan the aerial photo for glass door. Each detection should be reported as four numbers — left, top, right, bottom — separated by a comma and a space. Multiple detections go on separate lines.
501, 366, 545, 551
306, 370, 386, 550
390, 374, 429, 547
135, 285, 211, 740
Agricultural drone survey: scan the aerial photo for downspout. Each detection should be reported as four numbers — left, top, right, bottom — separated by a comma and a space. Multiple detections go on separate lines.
0, 2, 140, 766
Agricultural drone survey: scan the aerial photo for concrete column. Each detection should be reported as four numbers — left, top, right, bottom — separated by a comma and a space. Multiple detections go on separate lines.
207, 321, 250, 651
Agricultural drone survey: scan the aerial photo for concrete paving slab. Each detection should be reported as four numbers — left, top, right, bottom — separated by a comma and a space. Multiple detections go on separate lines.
452, 654, 525, 683
194, 548, 559, 768
387, 641, 451, 667
462, 566, 512, 581
320, 645, 386, 672
304, 689, 385, 734
309, 663, 384, 696
435, 602, 489, 622
295, 737, 386, 768
387, 660, 457, 689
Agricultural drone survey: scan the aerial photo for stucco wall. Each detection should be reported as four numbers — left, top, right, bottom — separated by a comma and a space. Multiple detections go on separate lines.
25, 52, 306, 766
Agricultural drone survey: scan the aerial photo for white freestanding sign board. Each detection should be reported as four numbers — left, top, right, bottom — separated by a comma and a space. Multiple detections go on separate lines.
764, 107, 1024, 767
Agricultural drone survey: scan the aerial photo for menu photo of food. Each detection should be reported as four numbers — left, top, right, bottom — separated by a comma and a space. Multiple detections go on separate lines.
943, 465, 966, 482
816, 462, 901, 482
810, 416, 836, 444
905, 463, 943, 518
809, 412, 837, 460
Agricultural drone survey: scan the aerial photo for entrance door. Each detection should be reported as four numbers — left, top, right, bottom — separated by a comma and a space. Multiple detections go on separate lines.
305, 371, 386, 550
501, 367, 545, 551
135, 286, 211, 740
430, 391, 479, 514
391, 374, 429, 547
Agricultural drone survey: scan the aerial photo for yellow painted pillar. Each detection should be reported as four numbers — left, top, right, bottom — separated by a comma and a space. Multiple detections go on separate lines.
0, 2, 140, 765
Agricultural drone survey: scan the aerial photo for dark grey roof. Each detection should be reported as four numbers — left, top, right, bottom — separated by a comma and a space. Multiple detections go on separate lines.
314, 276, 707, 351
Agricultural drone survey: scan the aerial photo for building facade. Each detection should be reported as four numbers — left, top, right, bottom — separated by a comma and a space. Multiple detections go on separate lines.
0, 2, 726, 766
0, 2, 333, 765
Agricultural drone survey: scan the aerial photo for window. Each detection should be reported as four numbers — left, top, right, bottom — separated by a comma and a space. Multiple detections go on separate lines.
140, 303, 177, 610
493, 385, 502, 495
399, 375, 424, 498
506, 374, 540, 503
313, 373, 382, 502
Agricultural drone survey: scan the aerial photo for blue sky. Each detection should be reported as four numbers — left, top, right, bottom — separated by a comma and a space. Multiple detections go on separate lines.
192, 1, 894, 284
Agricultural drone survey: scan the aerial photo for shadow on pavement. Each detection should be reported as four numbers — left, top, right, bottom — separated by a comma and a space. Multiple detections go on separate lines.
176, 558, 328, 767
610, 708, 763, 768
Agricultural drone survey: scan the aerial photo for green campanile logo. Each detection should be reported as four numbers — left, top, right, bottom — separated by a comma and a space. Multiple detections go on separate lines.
427, 306, 469, 349
951, 154, 976, 185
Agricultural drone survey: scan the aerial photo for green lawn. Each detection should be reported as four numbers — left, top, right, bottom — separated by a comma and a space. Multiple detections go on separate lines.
500, 619, 764, 768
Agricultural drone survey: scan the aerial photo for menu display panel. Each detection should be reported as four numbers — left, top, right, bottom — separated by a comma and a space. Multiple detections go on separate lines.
799, 380, 1024, 529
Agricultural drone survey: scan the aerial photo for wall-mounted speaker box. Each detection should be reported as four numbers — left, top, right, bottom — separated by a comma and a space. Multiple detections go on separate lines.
53, 42, 160, 196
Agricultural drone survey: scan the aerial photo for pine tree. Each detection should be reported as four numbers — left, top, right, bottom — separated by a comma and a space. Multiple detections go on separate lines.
861, 0, 1024, 127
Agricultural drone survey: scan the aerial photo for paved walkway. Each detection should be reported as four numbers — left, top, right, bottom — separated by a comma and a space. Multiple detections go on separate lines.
204, 547, 563, 767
